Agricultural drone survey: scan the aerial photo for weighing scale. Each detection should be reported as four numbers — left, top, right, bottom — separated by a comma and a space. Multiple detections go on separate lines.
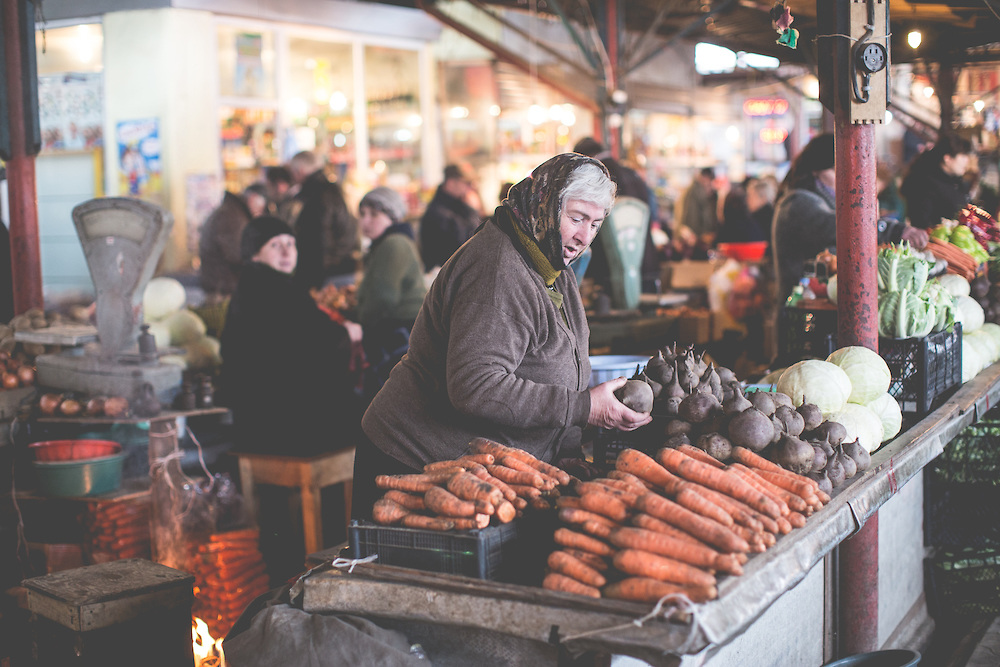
35, 198, 182, 402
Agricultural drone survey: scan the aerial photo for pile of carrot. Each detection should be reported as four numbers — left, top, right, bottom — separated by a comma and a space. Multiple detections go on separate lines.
370, 437, 572, 531
926, 237, 980, 281
190, 527, 270, 639
82, 498, 151, 563
542, 446, 829, 602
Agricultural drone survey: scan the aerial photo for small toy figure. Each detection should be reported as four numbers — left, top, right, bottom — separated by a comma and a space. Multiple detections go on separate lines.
770, 0, 799, 49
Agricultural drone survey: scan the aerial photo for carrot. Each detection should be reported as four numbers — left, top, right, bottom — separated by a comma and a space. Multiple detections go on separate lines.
529, 496, 552, 511
468, 437, 512, 459
401, 514, 456, 531
816, 489, 831, 504
636, 493, 750, 554
603, 577, 717, 603
210, 528, 259, 542
753, 469, 816, 500
632, 512, 713, 548
376, 474, 437, 493
499, 456, 557, 489
456, 454, 496, 467
423, 460, 467, 473
555, 496, 583, 510
787, 511, 807, 528
776, 516, 792, 534
658, 448, 783, 520
548, 550, 607, 588
542, 572, 600, 598
730, 464, 808, 513
675, 486, 734, 527
608, 527, 743, 576
447, 470, 504, 506
508, 484, 542, 500
727, 465, 791, 516
486, 464, 544, 488
451, 514, 491, 530
553, 527, 614, 556
577, 481, 640, 507
731, 446, 786, 474
372, 498, 410, 524
613, 549, 716, 588
512, 496, 528, 511
494, 500, 517, 523
595, 477, 646, 495
472, 498, 496, 516
559, 507, 618, 529
423, 486, 476, 518
497, 447, 571, 486
469, 467, 518, 501
607, 470, 654, 491
382, 490, 426, 512
579, 491, 629, 522
677, 444, 726, 469
561, 548, 610, 571
681, 484, 766, 533
616, 449, 680, 492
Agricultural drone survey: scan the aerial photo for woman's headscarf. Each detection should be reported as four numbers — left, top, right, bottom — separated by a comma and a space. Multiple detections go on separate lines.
501, 153, 611, 270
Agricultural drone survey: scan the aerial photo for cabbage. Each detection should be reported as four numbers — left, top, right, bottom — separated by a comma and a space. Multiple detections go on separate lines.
954, 294, 985, 333
826, 403, 886, 453
143, 277, 187, 321
962, 336, 987, 382
865, 392, 903, 443
147, 320, 171, 350
826, 346, 891, 404
776, 359, 853, 416
921, 281, 955, 333
937, 274, 971, 298
966, 329, 1000, 367
878, 289, 937, 339
827, 274, 838, 305
164, 309, 207, 346
981, 323, 1000, 350
185, 336, 221, 371
878, 243, 929, 294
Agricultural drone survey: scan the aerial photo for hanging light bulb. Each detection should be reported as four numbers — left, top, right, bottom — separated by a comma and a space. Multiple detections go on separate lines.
974, 100, 985, 113
907, 30, 921, 49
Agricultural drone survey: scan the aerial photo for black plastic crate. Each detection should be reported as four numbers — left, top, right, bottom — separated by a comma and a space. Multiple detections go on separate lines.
349, 516, 550, 582
924, 480, 1000, 549
879, 323, 962, 416
926, 547, 1000, 621
593, 420, 664, 468
927, 414, 1000, 486
777, 307, 838, 365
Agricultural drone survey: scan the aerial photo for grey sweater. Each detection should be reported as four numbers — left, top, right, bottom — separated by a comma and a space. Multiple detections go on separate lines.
362, 219, 592, 468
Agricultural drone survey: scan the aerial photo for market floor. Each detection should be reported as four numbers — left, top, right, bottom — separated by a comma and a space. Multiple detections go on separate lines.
919, 615, 1000, 666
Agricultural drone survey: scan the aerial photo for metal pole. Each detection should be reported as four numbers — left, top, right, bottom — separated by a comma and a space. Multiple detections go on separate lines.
2, 0, 43, 313
834, 117, 880, 656
606, 0, 621, 160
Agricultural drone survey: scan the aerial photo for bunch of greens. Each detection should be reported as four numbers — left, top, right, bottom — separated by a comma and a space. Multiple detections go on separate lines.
876, 243, 955, 339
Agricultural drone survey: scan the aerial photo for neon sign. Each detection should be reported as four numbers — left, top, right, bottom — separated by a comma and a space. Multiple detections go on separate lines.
743, 98, 789, 116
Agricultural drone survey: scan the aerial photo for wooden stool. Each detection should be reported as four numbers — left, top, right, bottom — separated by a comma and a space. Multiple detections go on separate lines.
235, 448, 355, 555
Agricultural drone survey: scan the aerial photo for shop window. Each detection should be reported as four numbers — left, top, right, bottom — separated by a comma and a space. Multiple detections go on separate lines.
220, 107, 278, 193
286, 37, 355, 176
365, 45, 421, 190
218, 27, 276, 99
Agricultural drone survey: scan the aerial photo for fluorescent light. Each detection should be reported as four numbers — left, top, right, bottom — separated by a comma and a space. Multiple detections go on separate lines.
907, 31, 921, 49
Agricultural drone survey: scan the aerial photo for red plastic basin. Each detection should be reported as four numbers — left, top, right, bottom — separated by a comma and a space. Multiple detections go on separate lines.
717, 241, 768, 261
30, 439, 122, 462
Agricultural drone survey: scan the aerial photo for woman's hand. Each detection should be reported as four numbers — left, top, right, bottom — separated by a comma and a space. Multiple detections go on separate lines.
901, 225, 929, 250
588, 377, 653, 431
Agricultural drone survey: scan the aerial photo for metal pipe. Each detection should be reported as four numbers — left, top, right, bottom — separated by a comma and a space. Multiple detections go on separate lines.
542, 0, 601, 72
834, 115, 880, 656
2, 0, 43, 313
606, 0, 621, 160
625, 0, 737, 75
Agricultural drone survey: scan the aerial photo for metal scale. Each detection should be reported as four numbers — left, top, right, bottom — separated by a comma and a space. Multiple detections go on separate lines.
35, 198, 182, 402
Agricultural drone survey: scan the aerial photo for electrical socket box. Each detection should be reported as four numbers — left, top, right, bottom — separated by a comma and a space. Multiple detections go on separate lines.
848, 0, 889, 124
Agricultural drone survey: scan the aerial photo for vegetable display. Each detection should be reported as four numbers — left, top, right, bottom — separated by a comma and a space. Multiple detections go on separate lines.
876, 243, 958, 339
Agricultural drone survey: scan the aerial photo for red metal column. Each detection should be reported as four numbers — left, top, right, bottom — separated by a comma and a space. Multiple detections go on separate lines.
605, 0, 621, 160
835, 118, 880, 656
2, 0, 43, 313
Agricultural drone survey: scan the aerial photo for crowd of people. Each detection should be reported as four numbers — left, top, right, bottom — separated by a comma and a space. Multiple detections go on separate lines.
197, 130, 992, 461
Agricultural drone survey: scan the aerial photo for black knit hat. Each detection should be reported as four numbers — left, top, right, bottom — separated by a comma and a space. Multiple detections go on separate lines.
241, 216, 294, 262
797, 133, 835, 173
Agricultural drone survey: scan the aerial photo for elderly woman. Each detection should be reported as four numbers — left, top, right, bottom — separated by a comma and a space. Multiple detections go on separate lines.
353, 153, 652, 517
220, 216, 361, 456
356, 187, 427, 397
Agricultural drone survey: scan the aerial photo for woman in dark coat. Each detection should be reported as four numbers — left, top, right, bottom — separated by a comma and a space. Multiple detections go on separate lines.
220, 216, 360, 456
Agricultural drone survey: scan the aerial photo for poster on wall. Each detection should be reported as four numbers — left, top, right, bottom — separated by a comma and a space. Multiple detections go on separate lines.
38, 73, 104, 152
185, 173, 221, 258
235, 33, 264, 97
116, 118, 162, 199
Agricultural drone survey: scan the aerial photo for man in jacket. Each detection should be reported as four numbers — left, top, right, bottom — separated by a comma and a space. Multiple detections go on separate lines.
418, 164, 482, 271
198, 184, 268, 303
284, 151, 359, 289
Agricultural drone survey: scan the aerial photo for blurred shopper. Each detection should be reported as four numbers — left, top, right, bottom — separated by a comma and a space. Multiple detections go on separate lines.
220, 216, 362, 456
284, 151, 360, 289
199, 184, 268, 304
263, 165, 294, 217
716, 184, 766, 244
900, 133, 975, 229
419, 164, 482, 271
678, 167, 719, 241
746, 177, 777, 246
572, 137, 661, 291
356, 187, 427, 399
876, 163, 906, 222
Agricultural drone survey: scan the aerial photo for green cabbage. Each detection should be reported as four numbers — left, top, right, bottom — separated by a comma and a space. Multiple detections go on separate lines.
954, 294, 985, 333
878, 289, 937, 339
864, 392, 903, 443
936, 274, 970, 298
143, 277, 187, 321
776, 359, 853, 416
826, 346, 892, 404
878, 243, 929, 294
921, 281, 955, 333
826, 403, 886, 453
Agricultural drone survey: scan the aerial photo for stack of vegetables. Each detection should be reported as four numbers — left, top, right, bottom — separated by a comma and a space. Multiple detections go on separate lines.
542, 447, 828, 601
371, 438, 571, 531
190, 527, 270, 638
142, 277, 221, 373
877, 243, 956, 340
83, 498, 151, 563
928, 205, 1000, 280
936, 273, 1000, 381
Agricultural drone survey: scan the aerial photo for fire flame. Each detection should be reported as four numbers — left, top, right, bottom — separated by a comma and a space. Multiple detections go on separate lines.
192, 616, 225, 667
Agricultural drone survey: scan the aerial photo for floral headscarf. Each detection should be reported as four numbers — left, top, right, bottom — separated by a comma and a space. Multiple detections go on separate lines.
501, 153, 611, 270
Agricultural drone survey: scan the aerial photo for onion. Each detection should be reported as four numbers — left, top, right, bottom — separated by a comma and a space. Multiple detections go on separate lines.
39, 393, 62, 415
59, 398, 82, 417
103, 396, 130, 418
16, 366, 34, 386
85, 397, 106, 417
2, 372, 19, 389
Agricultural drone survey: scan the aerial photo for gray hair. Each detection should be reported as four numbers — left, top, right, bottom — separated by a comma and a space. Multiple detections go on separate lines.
359, 186, 407, 224
561, 162, 617, 216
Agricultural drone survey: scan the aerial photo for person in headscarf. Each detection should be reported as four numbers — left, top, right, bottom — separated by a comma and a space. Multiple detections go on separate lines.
352, 154, 652, 518
219, 216, 362, 456
355, 186, 427, 399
